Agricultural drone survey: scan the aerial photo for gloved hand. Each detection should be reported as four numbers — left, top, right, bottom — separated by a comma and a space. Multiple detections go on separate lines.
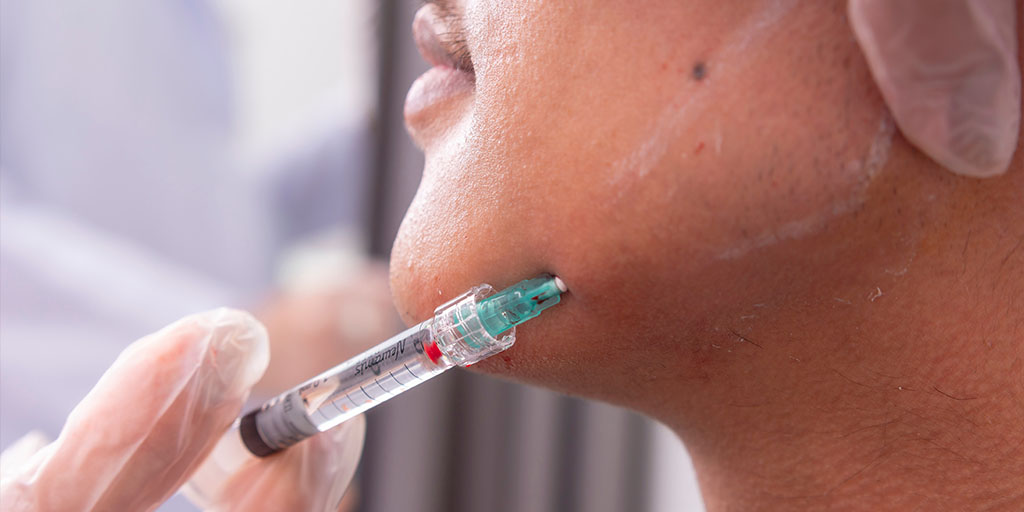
849, 0, 1020, 178
0, 308, 365, 511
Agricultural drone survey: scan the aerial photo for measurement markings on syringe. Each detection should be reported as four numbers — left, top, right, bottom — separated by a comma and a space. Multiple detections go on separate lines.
404, 363, 423, 380
359, 385, 374, 401
328, 392, 357, 413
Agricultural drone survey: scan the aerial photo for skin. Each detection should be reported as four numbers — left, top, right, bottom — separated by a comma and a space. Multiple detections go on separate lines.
392, 1, 1024, 510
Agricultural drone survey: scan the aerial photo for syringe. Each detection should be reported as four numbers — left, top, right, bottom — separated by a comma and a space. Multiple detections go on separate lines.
238, 274, 567, 457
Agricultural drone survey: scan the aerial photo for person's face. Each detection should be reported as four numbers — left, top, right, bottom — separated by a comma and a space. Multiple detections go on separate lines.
392, 0, 891, 407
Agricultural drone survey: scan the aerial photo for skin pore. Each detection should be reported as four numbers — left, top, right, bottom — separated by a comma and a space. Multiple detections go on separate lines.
392, 1, 1024, 510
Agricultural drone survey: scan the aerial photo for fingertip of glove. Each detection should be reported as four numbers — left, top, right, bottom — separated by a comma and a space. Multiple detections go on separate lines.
210, 308, 271, 394
189, 308, 271, 399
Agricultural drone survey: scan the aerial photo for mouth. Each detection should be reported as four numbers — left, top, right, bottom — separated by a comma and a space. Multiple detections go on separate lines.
404, 5, 476, 132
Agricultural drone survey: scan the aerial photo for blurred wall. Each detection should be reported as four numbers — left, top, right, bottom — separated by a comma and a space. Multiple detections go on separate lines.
214, 0, 376, 161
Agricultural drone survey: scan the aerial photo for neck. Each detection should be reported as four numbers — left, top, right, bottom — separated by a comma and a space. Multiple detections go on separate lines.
656, 145, 1024, 511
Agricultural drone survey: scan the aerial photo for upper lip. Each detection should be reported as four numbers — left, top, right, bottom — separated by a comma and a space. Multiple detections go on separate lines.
412, 7, 465, 71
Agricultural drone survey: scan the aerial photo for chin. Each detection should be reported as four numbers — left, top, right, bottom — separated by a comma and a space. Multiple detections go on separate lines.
387, 231, 433, 327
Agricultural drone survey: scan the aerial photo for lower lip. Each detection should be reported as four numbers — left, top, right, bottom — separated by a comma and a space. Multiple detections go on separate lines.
404, 66, 475, 121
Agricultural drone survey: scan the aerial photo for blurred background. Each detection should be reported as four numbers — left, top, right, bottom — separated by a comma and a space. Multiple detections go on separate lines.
0, 1, 703, 510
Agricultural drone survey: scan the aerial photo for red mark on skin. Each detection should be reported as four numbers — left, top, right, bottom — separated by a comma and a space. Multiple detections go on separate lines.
694, 141, 705, 155
425, 341, 443, 364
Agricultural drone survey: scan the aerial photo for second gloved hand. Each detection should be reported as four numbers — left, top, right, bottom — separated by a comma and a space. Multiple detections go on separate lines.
0, 308, 364, 512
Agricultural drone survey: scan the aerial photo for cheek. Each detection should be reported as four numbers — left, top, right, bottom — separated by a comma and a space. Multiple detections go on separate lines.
703, 68, 893, 261
383, 3, 715, 325
389, 170, 494, 325
391, 3, 676, 324
389, 147, 562, 325
391, 0, 894, 399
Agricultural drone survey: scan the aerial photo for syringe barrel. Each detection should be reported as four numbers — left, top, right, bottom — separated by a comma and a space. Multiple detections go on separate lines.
240, 321, 447, 456
239, 282, 526, 457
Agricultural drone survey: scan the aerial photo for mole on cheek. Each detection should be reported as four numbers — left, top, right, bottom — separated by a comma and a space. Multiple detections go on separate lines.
692, 61, 707, 81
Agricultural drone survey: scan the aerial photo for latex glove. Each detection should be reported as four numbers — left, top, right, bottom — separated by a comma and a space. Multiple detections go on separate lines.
0, 308, 364, 511
849, 0, 1021, 178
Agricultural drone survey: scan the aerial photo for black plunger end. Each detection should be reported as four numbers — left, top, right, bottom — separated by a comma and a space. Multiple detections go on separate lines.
239, 410, 277, 458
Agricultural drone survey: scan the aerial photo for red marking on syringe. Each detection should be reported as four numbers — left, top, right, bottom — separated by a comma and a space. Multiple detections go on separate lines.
425, 340, 443, 364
